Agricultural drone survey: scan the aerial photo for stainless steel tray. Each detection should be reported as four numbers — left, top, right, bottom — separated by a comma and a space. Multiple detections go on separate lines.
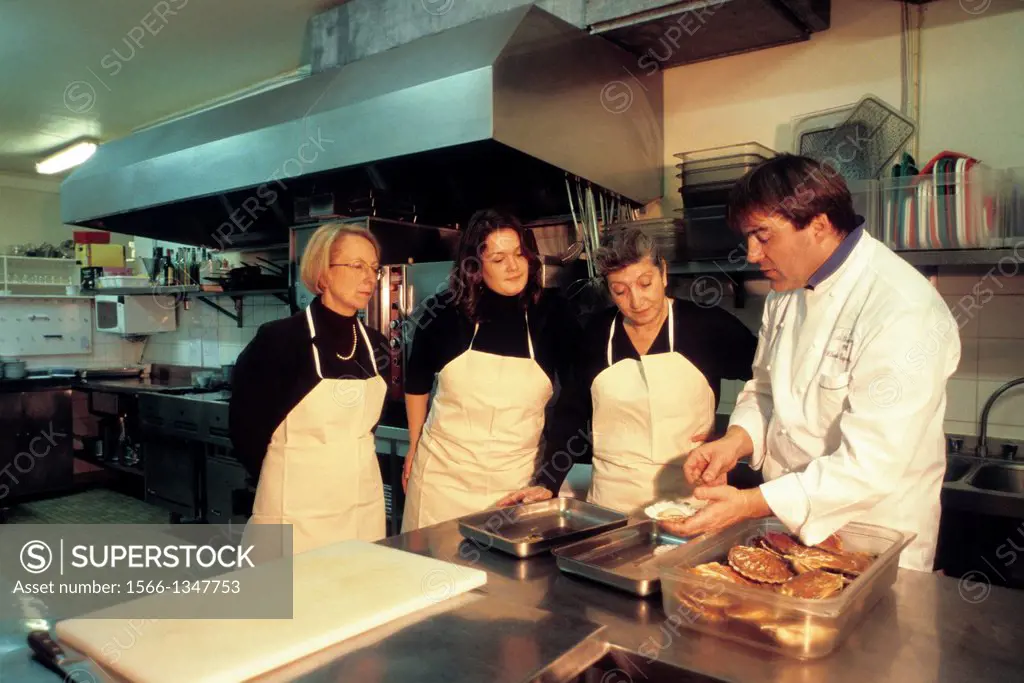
552, 520, 693, 596
457, 498, 628, 558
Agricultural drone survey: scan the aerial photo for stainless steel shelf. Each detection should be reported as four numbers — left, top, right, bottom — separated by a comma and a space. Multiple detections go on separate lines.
87, 285, 200, 295
85, 286, 289, 297
895, 248, 1022, 267
666, 247, 1023, 276
667, 260, 757, 276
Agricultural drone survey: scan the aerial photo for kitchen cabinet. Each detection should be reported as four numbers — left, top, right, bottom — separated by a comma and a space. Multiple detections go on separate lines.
0, 389, 74, 504
138, 393, 204, 522
204, 451, 249, 525
142, 436, 203, 521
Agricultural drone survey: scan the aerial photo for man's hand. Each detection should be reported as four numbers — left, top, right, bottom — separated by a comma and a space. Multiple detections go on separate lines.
683, 426, 753, 486
659, 485, 772, 537
495, 486, 553, 508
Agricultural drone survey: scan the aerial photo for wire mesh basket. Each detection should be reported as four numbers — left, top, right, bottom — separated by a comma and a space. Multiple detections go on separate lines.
813, 95, 916, 181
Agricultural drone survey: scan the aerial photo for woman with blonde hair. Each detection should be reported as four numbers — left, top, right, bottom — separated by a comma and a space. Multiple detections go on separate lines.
231, 223, 389, 555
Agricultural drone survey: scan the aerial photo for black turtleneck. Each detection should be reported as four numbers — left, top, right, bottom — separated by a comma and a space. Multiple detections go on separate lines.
229, 296, 388, 481
405, 286, 585, 494
406, 287, 573, 394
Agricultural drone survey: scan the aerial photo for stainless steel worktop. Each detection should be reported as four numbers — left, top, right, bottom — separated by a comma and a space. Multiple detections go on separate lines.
5, 517, 1022, 682
373, 519, 1024, 683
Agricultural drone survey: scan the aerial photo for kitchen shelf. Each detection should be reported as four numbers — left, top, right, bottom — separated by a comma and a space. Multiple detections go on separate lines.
2, 255, 76, 263
668, 260, 758, 275
0, 254, 78, 293
81, 285, 292, 326
895, 248, 1022, 267
74, 450, 144, 477
195, 289, 292, 328
666, 247, 1022, 277
86, 285, 201, 295
0, 294, 94, 299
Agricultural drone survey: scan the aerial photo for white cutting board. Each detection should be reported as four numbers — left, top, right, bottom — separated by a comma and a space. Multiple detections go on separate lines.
54, 541, 487, 683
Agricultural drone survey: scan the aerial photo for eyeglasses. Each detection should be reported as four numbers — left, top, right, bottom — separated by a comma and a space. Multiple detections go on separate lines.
330, 262, 384, 281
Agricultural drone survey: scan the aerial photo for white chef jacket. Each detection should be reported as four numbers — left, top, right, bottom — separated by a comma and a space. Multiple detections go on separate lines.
729, 231, 960, 571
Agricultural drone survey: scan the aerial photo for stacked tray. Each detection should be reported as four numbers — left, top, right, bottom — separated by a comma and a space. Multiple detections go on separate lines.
456, 498, 628, 559
675, 142, 775, 209
552, 520, 695, 597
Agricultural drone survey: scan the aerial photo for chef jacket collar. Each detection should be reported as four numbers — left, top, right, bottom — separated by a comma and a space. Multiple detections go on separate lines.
805, 223, 865, 291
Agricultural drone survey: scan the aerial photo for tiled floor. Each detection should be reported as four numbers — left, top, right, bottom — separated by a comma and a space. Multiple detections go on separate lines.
3, 488, 169, 524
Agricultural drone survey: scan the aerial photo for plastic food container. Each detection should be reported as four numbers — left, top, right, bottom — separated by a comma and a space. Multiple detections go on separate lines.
96, 275, 151, 288
674, 142, 775, 188
658, 518, 914, 660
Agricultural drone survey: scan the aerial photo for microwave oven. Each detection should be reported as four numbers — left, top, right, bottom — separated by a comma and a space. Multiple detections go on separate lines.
95, 295, 178, 335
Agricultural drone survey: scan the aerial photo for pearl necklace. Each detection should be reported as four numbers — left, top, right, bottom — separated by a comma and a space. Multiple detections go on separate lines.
336, 324, 358, 361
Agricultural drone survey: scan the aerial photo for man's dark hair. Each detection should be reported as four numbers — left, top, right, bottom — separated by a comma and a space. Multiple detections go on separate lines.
726, 154, 860, 235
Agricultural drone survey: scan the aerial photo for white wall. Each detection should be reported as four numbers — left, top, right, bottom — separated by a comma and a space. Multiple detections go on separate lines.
141, 295, 290, 369
659, 0, 1024, 212
661, 0, 1024, 439
0, 172, 144, 369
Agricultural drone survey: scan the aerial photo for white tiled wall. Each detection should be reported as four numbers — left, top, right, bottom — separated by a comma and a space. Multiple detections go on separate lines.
0, 298, 145, 371
141, 295, 292, 368
936, 272, 1024, 441
673, 271, 1024, 441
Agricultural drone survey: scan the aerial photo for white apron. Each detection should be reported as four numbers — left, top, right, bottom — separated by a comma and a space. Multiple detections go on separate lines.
401, 312, 554, 532
587, 303, 716, 516
244, 307, 387, 560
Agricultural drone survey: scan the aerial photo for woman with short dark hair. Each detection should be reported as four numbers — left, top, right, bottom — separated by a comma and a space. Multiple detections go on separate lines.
571, 224, 758, 515
400, 209, 582, 531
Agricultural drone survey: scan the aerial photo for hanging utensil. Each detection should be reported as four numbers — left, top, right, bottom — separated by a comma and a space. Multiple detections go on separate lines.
560, 175, 584, 263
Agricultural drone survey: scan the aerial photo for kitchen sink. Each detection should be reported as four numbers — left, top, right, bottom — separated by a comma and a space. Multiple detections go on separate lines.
944, 458, 974, 482
967, 464, 1024, 494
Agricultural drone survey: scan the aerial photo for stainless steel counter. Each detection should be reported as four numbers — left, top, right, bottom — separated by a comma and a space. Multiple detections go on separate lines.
371, 519, 1024, 683
5, 520, 1023, 682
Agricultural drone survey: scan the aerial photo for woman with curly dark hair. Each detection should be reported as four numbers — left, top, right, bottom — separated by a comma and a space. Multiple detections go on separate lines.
400, 208, 582, 531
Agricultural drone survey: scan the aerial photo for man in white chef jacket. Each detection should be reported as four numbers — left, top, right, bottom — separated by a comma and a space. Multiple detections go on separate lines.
674, 154, 960, 572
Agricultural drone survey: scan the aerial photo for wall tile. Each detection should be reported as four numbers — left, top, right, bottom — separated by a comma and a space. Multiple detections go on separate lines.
978, 338, 1024, 381
944, 419, 977, 437
935, 274, 984, 296
978, 296, 1024, 339
943, 295, 980, 339
944, 378, 979, 423
218, 343, 242, 365
186, 339, 203, 367
218, 325, 241, 345
976, 380, 1024, 427
953, 337, 979, 379
988, 424, 1024, 440
201, 340, 220, 368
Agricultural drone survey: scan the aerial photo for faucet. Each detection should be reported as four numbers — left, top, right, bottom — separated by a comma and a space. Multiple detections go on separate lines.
976, 377, 1024, 458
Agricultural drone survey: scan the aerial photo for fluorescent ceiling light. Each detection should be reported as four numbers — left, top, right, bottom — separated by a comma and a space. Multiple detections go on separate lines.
36, 141, 97, 175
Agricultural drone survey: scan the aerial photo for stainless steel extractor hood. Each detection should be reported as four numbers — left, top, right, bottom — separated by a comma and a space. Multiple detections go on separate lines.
60, 5, 663, 248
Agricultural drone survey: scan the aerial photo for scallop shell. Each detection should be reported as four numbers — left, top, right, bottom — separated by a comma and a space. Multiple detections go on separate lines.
644, 497, 708, 521
777, 569, 846, 599
728, 546, 796, 584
